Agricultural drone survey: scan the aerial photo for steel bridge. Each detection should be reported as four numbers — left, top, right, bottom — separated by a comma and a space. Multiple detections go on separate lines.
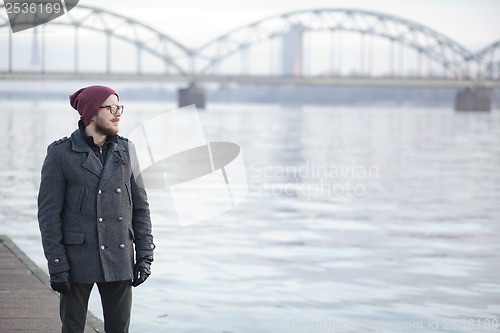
0, 5, 499, 109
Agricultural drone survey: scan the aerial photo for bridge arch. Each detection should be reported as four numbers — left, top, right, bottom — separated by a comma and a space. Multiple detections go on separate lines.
194, 8, 474, 78
0, 4, 192, 74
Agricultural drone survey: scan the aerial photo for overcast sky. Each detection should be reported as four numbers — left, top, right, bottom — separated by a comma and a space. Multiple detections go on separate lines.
82, 0, 500, 52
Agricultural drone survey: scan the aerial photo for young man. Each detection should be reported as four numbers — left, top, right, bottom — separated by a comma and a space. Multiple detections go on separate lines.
37, 85, 155, 333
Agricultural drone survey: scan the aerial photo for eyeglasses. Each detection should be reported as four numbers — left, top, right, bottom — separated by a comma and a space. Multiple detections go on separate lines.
100, 104, 124, 115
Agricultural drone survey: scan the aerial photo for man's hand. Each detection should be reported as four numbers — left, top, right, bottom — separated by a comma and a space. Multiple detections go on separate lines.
131, 256, 153, 287
50, 271, 71, 294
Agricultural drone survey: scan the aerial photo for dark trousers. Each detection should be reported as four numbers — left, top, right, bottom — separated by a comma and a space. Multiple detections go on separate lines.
60, 280, 132, 333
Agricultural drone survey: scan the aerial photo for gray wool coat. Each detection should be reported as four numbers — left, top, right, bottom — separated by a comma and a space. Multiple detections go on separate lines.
37, 128, 155, 284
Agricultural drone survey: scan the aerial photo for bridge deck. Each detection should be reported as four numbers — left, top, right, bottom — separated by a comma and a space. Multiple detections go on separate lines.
1, 72, 499, 88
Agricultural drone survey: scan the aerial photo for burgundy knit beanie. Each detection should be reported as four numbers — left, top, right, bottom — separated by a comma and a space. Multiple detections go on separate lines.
69, 85, 119, 127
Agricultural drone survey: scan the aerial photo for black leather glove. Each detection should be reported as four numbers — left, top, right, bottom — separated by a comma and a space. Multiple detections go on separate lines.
131, 256, 153, 287
50, 271, 71, 295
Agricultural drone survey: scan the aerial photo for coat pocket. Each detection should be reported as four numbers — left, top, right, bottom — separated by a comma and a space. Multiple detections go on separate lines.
124, 182, 133, 210
78, 187, 89, 214
63, 232, 85, 245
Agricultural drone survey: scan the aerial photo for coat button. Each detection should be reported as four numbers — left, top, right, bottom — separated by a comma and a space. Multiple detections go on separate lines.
116, 188, 122, 193
98, 190, 102, 195
100, 245, 105, 250
98, 217, 103, 223
117, 216, 123, 222
119, 244, 125, 249
53, 258, 60, 264
149, 243, 155, 249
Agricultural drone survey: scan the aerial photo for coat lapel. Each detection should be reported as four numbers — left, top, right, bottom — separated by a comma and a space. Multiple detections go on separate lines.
82, 153, 103, 177
71, 130, 103, 178
98, 141, 128, 188
71, 129, 128, 182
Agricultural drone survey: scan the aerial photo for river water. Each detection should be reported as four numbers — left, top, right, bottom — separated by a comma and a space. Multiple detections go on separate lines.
0, 99, 499, 333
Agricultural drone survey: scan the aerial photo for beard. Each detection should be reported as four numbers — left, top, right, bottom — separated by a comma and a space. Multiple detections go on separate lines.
95, 116, 119, 136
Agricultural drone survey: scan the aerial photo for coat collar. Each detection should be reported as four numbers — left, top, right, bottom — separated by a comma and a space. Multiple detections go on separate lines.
70, 128, 93, 153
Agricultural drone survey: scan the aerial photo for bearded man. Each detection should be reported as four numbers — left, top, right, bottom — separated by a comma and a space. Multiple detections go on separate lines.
37, 85, 155, 333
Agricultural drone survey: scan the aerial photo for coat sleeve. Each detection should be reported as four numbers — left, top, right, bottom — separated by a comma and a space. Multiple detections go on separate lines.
128, 141, 155, 261
37, 144, 70, 274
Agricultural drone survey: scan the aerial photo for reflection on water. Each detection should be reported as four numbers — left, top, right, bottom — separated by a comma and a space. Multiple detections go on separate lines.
0, 100, 499, 333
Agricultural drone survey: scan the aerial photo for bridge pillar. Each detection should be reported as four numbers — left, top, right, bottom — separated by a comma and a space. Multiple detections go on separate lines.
282, 24, 304, 76
454, 87, 491, 111
178, 83, 206, 109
